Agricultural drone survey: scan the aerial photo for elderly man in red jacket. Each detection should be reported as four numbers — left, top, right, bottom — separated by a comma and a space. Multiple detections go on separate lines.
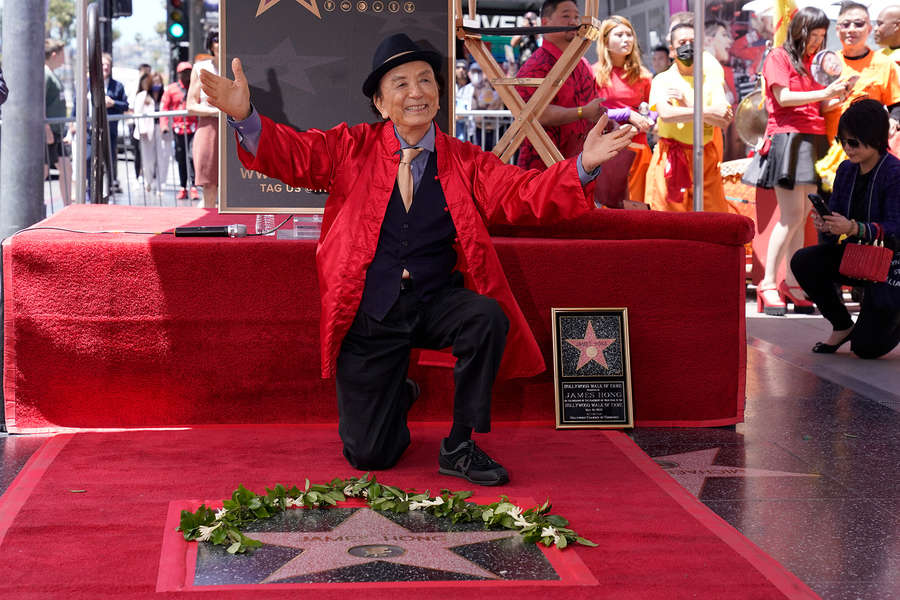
200, 34, 634, 486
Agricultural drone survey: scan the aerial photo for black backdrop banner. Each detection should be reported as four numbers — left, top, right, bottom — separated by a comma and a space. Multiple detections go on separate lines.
220, 0, 452, 213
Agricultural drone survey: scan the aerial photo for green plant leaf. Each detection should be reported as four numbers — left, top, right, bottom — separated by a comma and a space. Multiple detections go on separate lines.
544, 514, 569, 528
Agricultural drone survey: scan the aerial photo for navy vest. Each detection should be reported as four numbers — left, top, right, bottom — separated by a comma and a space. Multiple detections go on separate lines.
359, 150, 458, 321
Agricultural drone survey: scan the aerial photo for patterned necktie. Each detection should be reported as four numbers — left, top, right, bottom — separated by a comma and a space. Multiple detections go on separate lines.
398, 146, 423, 212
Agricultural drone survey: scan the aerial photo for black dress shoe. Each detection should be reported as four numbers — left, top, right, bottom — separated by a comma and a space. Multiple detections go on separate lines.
812, 333, 852, 353
439, 439, 509, 486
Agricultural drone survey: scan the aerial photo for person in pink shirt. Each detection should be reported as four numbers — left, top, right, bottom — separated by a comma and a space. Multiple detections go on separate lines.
592, 16, 654, 203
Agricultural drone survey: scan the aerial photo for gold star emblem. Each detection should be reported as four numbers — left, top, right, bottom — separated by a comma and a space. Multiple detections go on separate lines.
256, 0, 322, 19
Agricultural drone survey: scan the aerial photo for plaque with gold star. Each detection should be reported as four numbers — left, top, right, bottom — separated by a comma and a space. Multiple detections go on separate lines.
551, 308, 634, 429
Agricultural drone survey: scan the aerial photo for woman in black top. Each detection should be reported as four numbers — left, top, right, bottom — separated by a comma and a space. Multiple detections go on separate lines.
791, 99, 900, 358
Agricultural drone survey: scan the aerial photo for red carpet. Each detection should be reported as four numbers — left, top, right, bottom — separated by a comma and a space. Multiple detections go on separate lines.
0, 424, 817, 598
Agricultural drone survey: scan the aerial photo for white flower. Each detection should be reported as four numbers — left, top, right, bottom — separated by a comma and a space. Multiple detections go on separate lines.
541, 526, 561, 545
214, 507, 227, 520
197, 522, 222, 542
285, 497, 304, 508
343, 484, 355, 496
512, 513, 534, 530
409, 496, 444, 510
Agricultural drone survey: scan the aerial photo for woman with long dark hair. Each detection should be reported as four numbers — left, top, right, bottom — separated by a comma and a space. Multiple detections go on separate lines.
744, 7, 851, 315
791, 99, 900, 357
592, 16, 654, 204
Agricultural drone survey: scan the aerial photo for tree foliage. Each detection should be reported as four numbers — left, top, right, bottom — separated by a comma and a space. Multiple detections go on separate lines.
47, 0, 77, 44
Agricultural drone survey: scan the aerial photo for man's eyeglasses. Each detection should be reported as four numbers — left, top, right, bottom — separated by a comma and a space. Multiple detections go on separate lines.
837, 19, 869, 29
835, 136, 861, 148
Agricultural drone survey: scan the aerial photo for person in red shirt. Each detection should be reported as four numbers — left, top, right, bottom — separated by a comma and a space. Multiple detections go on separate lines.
741, 7, 850, 315
515, 0, 605, 170
592, 15, 654, 204
160, 61, 199, 201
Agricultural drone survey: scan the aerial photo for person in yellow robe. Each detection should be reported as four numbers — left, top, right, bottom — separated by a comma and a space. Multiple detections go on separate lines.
645, 13, 733, 212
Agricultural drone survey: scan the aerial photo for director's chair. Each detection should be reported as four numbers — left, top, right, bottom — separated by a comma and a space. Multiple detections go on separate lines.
454, 0, 602, 166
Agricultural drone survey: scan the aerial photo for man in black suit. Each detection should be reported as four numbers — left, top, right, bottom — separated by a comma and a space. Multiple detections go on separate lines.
102, 52, 128, 192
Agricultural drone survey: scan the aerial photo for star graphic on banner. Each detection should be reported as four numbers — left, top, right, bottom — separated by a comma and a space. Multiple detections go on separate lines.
239, 39, 344, 94
250, 508, 517, 582
565, 321, 615, 370
654, 448, 821, 496
257, 0, 322, 19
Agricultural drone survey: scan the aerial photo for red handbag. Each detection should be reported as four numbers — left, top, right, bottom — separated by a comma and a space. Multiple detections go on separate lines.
839, 223, 893, 282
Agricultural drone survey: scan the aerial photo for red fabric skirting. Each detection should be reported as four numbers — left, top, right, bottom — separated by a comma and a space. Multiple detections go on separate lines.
3, 206, 750, 432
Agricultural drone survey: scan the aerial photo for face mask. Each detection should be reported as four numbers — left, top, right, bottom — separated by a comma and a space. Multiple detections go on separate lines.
675, 42, 694, 67
151, 84, 163, 93
470, 72, 483, 84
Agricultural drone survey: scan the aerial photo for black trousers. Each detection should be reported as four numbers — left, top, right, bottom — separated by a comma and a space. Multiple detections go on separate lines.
174, 131, 195, 189
335, 279, 509, 470
792, 243, 900, 359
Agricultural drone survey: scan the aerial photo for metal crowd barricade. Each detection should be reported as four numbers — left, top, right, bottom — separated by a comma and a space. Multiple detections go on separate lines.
454, 109, 515, 156
41, 109, 516, 213
42, 109, 194, 214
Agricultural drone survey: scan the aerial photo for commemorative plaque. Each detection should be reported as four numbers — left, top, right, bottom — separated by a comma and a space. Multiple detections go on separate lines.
551, 308, 634, 429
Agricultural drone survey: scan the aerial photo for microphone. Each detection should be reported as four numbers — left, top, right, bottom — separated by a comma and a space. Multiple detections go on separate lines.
174, 225, 248, 238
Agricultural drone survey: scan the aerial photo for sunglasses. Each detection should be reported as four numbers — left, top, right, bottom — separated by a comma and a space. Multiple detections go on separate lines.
835, 136, 861, 148
837, 19, 869, 29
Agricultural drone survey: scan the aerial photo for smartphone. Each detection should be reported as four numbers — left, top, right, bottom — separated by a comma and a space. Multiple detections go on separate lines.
808, 193, 832, 217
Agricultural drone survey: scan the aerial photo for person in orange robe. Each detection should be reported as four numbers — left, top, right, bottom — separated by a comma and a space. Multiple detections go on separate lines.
816, 3, 900, 190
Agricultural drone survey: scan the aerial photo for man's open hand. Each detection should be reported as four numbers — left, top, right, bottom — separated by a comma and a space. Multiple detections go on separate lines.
199, 57, 252, 121
581, 114, 637, 172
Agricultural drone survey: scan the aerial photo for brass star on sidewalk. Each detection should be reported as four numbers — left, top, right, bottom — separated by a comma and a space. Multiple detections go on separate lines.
655, 448, 820, 496
565, 321, 615, 370
257, 0, 322, 19
250, 508, 517, 582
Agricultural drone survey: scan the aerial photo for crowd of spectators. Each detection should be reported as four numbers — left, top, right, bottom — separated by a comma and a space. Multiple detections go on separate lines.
40, 31, 222, 206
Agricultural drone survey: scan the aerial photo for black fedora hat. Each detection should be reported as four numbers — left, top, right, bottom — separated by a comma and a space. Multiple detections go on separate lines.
362, 33, 443, 97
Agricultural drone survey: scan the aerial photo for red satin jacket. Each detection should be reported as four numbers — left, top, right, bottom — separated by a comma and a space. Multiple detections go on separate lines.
236, 116, 595, 379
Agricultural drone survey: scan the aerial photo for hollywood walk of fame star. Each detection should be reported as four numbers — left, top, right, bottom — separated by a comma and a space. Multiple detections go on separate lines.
249, 507, 518, 582
654, 448, 820, 496
239, 39, 344, 95
258, 0, 322, 19
565, 321, 616, 370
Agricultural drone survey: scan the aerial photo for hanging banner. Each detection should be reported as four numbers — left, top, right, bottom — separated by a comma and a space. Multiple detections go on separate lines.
219, 0, 452, 213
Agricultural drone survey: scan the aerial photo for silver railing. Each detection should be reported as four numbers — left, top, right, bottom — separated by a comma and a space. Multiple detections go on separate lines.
41, 109, 198, 213
454, 109, 515, 153
36, 109, 516, 212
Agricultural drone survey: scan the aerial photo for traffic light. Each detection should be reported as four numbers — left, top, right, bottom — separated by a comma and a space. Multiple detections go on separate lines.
167, 0, 189, 42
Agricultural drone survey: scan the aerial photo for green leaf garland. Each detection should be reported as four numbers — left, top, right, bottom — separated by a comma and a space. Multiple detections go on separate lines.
177, 474, 596, 554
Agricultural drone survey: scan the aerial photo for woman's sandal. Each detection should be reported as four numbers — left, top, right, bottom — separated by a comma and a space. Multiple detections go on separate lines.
812, 332, 853, 354
757, 285, 786, 316
778, 281, 815, 314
